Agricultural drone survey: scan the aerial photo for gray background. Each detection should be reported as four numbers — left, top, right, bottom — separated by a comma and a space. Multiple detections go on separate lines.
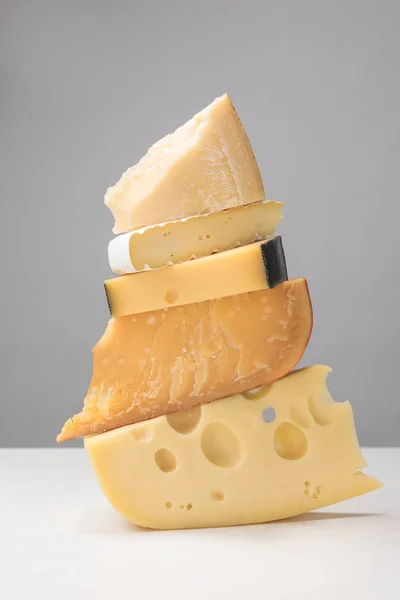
1, 0, 399, 447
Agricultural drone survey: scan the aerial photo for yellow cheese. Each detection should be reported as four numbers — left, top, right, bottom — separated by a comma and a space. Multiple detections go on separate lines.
108, 201, 283, 274
85, 365, 382, 530
105, 239, 285, 317
105, 94, 265, 233
57, 280, 312, 442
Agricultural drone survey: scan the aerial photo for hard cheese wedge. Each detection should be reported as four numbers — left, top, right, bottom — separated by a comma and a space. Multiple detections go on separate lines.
108, 200, 283, 274
105, 94, 265, 233
105, 238, 287, 317
58, 280, 312, 442
85, 365, 382, 529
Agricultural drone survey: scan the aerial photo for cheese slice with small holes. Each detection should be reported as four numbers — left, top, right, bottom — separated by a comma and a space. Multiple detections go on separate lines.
57, 279, 312, 442
85, 365, 383, 530
104, 238, 288, 317
108, 201, 283, 274
105, 94, 265, 233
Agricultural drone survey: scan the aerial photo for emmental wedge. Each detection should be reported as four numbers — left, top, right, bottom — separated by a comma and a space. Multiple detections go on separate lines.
85, 365, 382, 529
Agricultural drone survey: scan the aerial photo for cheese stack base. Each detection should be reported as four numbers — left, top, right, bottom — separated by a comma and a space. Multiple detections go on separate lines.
85, 365, 382, 530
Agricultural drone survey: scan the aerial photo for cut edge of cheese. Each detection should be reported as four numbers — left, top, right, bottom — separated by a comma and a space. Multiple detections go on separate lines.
84, 365, 383, 530
104, 238, 287, 317
57, 279, 313, 442
108, 200, 283, 274
105, 94, 265, 233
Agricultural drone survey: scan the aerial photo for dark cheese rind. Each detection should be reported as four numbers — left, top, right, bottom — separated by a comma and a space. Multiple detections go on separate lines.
261, 236, 288, 288
104, 283, 113, 316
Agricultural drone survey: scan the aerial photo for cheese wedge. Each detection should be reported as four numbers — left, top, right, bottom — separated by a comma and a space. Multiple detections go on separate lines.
105, 94, 265, 233
58, 280, 312, 442
105, 238, 287, 317
108, 201, 283, 274
85, 365, 382, 529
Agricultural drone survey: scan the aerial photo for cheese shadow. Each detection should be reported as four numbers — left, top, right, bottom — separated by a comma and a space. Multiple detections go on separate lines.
78, 508, 382, 535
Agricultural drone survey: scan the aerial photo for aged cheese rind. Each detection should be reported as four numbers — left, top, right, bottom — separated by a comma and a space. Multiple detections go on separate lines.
108, 201, 283, 274
85, 365, 382, 529
58, 279, 313, 442
105, 94, 265, 233
105, 239, 287, 317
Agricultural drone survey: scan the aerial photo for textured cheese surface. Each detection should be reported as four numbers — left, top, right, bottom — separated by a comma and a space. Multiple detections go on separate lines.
108, 201, 283, 274
85, 365, 382, 529
105, 94, 265, 233
58, 280, 312, 442
105, 240, 279, 317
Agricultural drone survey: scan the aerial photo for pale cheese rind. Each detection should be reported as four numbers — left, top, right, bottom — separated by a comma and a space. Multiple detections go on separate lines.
105, 94, 265, 233
108, 201, 283, 274
57, 280, 312, 442
105, 240, 283, 317
85, 365, 383, 529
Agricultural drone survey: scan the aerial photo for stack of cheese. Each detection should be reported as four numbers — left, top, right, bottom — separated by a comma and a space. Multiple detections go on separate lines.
57, 95, 382, 529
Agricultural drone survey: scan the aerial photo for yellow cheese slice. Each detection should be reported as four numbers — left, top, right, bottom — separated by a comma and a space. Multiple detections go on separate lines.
85, 365, 383, 530
57, 280, 312, 442
105, 94, 265, 233
105, 240, 283, 317
108, 200, 283, 274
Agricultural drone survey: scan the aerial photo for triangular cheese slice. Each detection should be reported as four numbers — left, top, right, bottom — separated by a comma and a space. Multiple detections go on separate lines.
105, 94, 265, 233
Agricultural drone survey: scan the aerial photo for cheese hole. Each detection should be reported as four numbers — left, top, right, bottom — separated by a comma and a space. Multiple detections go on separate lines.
262, 407, 276, 423
198, 235, 203, 241
166, 406, 202, 434
308, 387, 335, 426
243, 384, 271, 400
155, 448, 177, 472
206, 234, 211, 239
130, 427, 152, 443
165, 289, 178, 304
210, 489, 225, 502
201, 423, 242, 468
165, 501, 172, 509
290, 402, 311, 429
187, 503, 193, 511
273, 422, 308, 460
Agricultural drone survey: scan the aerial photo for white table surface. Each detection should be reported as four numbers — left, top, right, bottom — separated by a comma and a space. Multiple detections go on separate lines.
1, 448, 399, 600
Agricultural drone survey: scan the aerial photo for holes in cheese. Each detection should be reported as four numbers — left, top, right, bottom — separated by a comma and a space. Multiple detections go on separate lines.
105, 94, 265, 233
273, 422, 308, 460
210, 490, 225, 502
154, 448, 177, 473
166, 406, 202, 434
200, 423, 243, 468
262, 407, 276, 423
104, 238, 287, 318
307, 386, 335, 426
107, 201, 283, 274
57, 280, 312, 442
84, 365, 383, 530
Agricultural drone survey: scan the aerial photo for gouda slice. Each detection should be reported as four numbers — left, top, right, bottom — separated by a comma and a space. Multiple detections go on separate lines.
58, 280, 312, 442
104, 239, 287, 317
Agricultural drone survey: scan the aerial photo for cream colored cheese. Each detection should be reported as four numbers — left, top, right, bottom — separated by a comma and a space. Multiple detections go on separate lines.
105, 94, 265, 233
108, 201, 283, 274
104, 240, 283, 317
